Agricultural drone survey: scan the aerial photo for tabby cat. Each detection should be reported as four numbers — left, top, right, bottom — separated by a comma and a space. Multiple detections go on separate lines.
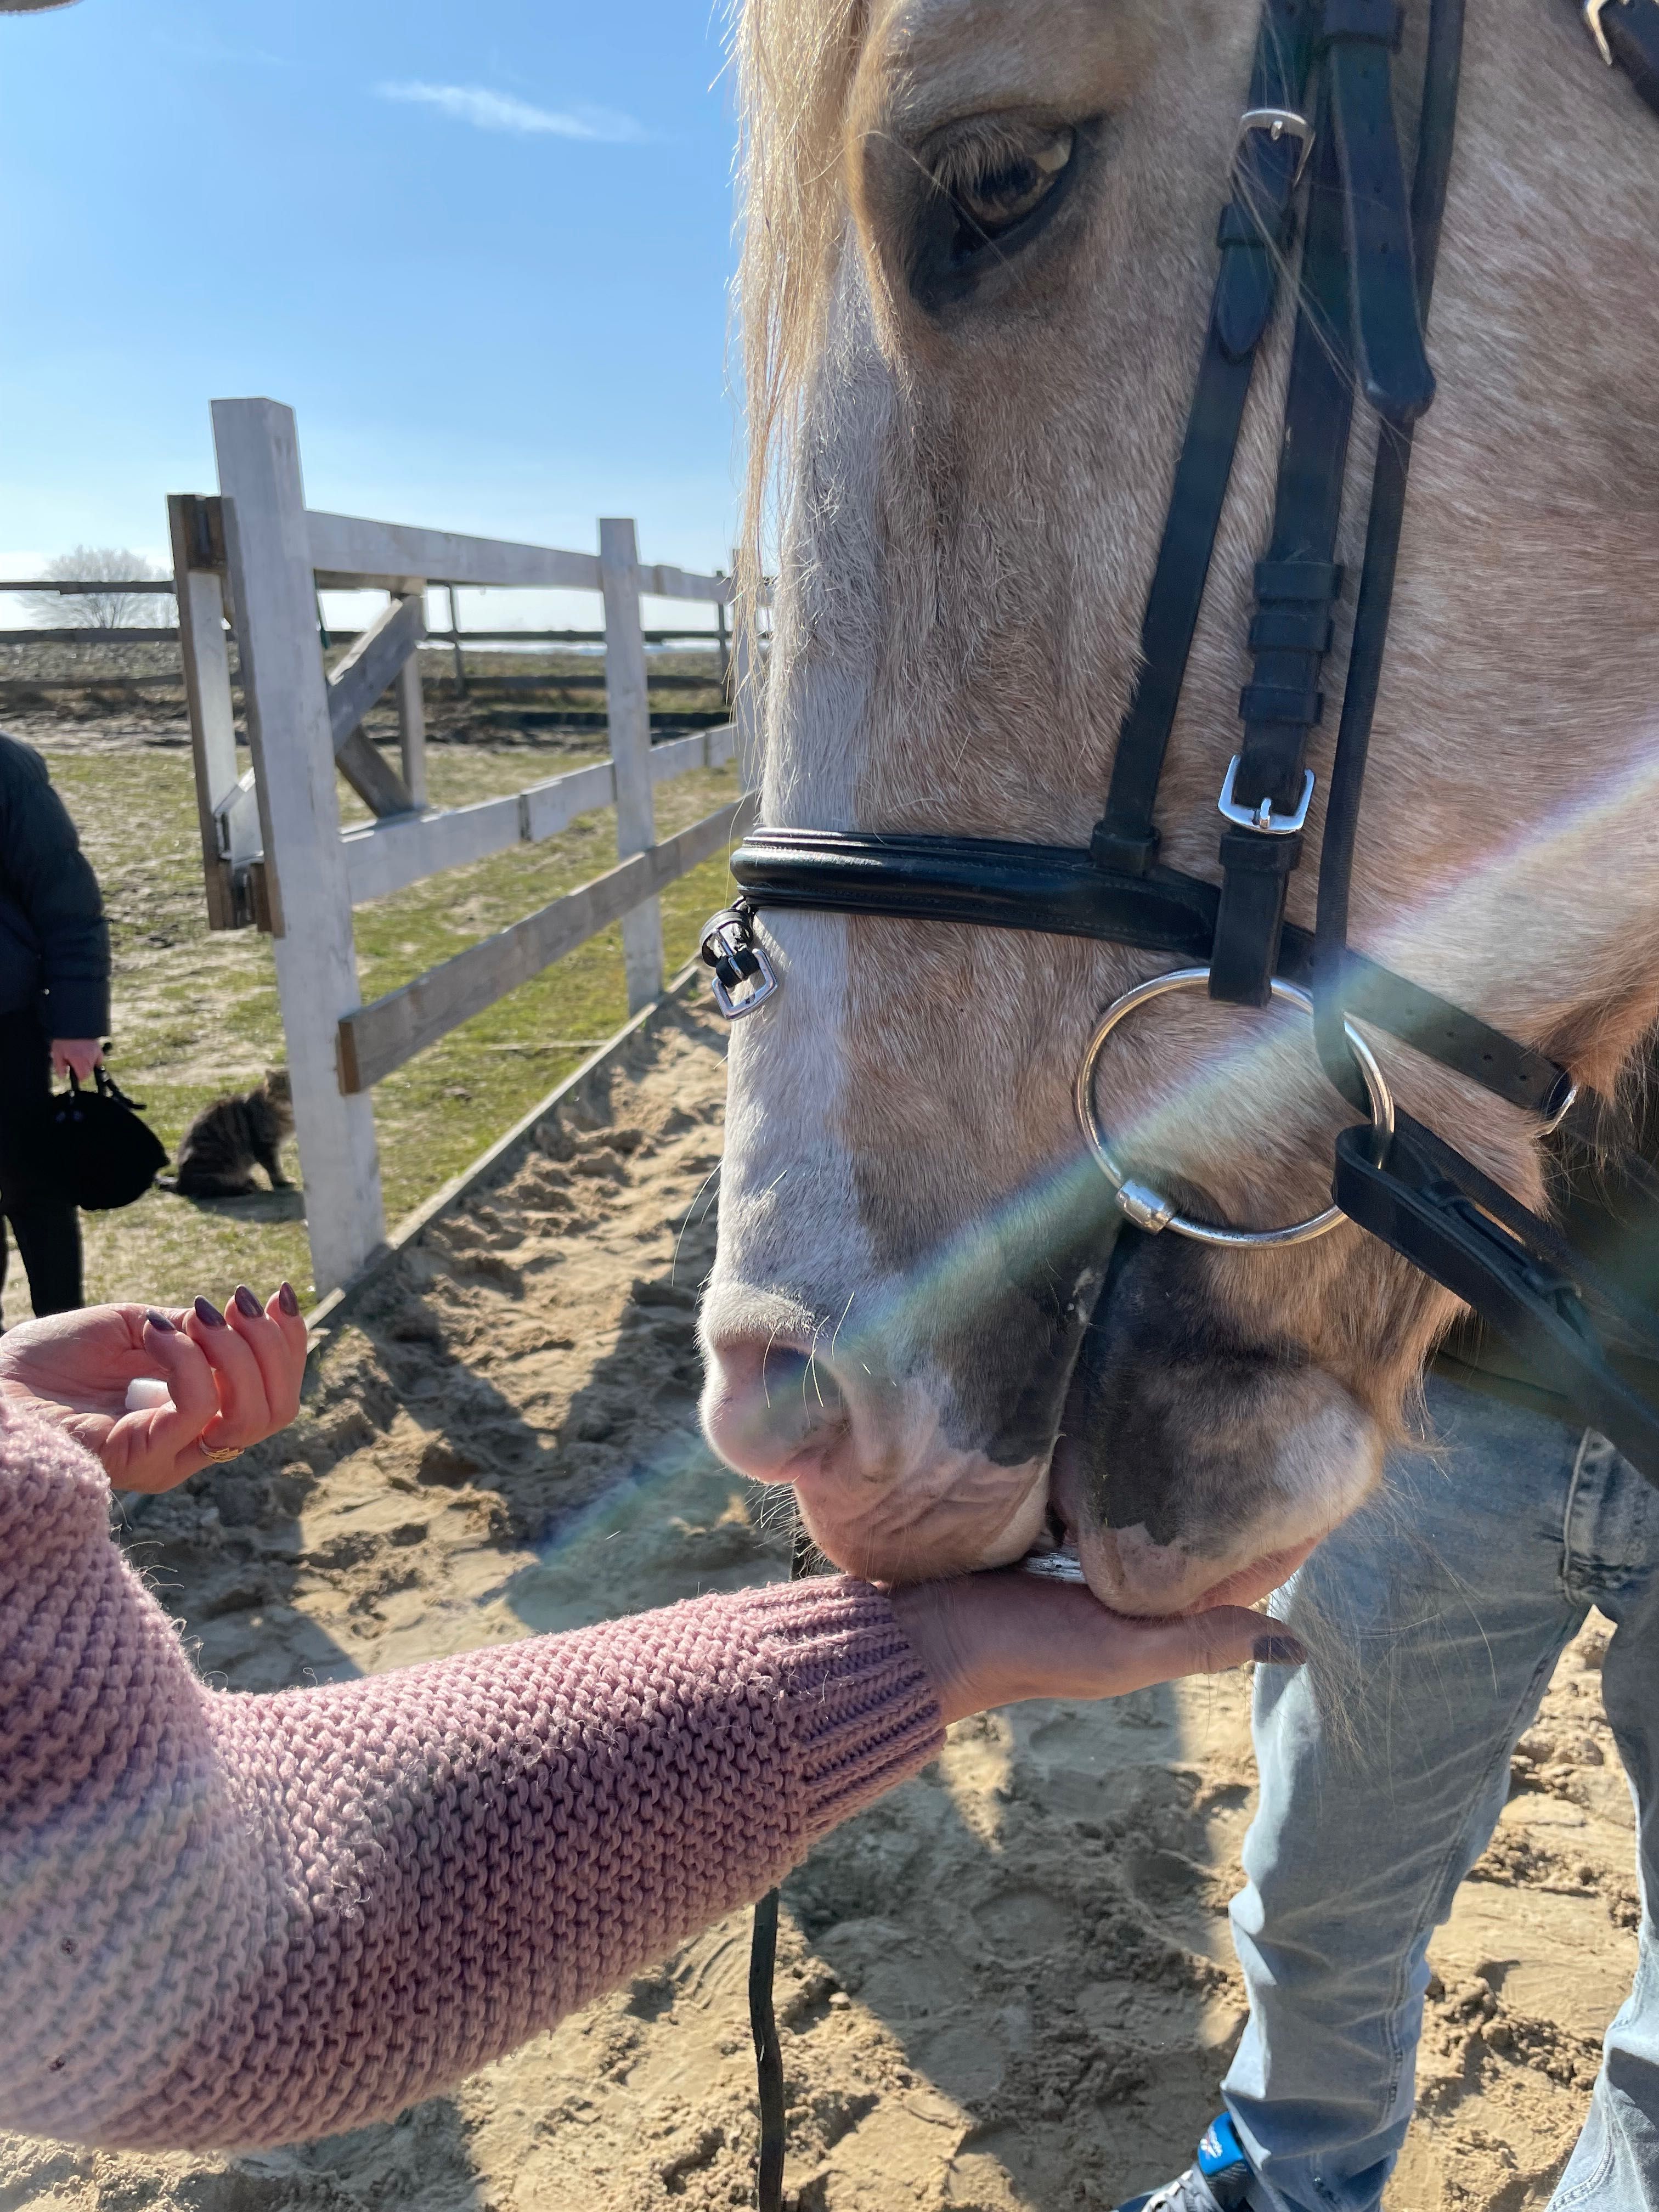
167, 1069, 295, 1197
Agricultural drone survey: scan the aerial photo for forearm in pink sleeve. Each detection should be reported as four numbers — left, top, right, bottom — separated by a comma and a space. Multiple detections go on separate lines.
0, 1407, 942, 2150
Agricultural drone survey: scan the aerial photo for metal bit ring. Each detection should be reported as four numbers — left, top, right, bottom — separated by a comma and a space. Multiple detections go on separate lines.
1075, 966, 1394, 1248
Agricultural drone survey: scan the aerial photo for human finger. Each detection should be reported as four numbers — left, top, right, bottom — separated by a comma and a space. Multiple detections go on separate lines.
132, 1308, 219, 1436
99, 1310, 221, 1490
1081, 1602, 1302, 1694
183, 1294, 271, 1452
1000, 1581, 1301, 1699
49, 1038, 103, 1083
889, 1575, 1305, 1725
222, 1283, 308, 1430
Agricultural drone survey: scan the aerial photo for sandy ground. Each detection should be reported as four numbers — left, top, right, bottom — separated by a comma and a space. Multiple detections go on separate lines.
0, 989, 1640, 2211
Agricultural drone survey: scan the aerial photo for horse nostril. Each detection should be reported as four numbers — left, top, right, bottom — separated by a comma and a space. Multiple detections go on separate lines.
761, 1345, 810, 1397
753, 1347, 845, 1455
704, 1338, 848, 1481
760, 1345, 843, 1414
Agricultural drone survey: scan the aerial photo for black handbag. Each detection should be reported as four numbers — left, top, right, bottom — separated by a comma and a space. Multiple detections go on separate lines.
42, 1066, 169, 1211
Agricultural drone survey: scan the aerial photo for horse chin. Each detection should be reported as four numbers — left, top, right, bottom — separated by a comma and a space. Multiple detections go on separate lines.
1065, 1512, 1326, 1619
1047, 1331, 1383, 1617
1024, 1215, 1385, 1613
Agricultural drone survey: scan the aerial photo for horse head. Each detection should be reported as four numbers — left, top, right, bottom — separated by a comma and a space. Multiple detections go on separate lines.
701, 0, 1659, 1613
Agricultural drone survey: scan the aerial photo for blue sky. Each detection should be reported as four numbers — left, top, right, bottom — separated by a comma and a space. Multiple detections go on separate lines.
0, 0, 743, 614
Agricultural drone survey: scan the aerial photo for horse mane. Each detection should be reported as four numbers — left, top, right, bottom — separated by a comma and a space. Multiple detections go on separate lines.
733, 0, 867, 598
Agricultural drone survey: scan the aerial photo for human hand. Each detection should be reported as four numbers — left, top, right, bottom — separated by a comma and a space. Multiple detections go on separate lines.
0, 1287, 308, 1492
50, 1038, 104, 1082
887, 1570, 1304, 1726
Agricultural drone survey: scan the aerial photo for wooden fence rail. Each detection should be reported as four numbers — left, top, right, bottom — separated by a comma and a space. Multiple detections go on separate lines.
167, 397, 761, 1296
338, 792, 755, 1093
0, 625, 730, 647
0, 579, 175, 596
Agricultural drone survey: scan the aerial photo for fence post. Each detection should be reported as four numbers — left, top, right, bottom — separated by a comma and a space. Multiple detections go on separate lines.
447, 583, 467, 696
212, 397, 386, 1296
600, 516, 663, 1012
167, 493, 246, 930
393, 583, 428, 806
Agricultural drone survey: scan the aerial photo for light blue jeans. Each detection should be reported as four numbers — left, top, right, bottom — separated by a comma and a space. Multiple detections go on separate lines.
1222, 1377, 1659, 2212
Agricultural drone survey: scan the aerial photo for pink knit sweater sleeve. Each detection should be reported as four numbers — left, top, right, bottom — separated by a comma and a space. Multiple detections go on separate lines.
0, 1406, 943, 2151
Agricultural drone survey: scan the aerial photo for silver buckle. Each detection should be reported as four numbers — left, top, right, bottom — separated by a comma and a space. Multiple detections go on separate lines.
1218, 757, 1316, 835
701, 909, 778, 1020
1235, 107, 1314, 189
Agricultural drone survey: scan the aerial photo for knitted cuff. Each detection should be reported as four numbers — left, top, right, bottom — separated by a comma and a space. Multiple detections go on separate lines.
743, 1576, 945, 1842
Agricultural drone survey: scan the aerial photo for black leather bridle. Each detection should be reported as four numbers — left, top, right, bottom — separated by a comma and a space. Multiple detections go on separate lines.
702, 0, 1659, 1485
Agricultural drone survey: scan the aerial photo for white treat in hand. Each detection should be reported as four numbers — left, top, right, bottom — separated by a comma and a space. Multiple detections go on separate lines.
125, 1377, 174, 1412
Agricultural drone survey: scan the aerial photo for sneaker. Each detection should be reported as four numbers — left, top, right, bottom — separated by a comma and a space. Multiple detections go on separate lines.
1115, 2114, 1256, 2212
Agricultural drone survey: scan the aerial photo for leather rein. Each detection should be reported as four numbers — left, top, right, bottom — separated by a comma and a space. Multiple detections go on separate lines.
701, 0, 1659, 1482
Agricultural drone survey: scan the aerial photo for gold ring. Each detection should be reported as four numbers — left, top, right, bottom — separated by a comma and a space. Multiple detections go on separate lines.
196, 1441, 244, 1464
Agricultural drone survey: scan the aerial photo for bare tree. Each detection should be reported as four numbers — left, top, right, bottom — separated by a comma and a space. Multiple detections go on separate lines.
21, 546, 174, 629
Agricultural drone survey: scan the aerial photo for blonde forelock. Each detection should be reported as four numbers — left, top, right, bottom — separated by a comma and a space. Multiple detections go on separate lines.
733, 0, 870, 607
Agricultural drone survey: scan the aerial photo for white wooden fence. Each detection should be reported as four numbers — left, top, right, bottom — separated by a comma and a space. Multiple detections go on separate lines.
169, 397, 759, 1296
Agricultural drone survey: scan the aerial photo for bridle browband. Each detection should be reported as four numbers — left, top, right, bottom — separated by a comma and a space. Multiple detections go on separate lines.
702, 0, 1659, 1482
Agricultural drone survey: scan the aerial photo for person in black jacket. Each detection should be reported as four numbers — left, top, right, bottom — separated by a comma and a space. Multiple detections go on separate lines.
0, 732, 110, 1320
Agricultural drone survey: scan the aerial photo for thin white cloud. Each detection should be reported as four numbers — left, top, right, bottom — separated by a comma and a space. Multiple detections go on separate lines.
375, 81, 647, 143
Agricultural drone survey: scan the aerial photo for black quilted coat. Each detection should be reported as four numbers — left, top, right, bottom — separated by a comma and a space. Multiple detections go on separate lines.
0, 732, 109, 1040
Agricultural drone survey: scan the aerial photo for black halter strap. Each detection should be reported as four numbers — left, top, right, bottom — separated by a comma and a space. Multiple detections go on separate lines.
1335, 1111, 1659, 1474
1096, 0, 1435, 1005
1313, 0, 1465, 1102
1091, 0, 1321, 878
1212, 0, 1436, 1002
1210, 88, 1359, 1005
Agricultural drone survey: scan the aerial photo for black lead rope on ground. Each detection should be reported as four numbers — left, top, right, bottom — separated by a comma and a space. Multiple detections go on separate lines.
749, 1887, 787, 2211
751, 1515, 814, 2210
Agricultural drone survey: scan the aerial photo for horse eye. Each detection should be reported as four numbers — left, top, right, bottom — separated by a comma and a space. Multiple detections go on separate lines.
940, 126, 1075, 247
898, 116, 1091, 313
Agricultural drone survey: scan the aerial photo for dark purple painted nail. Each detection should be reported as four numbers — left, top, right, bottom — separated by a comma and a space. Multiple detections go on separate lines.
144, 1308, 177, 1334
1252, 1633, 1308, 1668
278, 1282, 300, 1317
234, 1285, 262, 1319
194, 1296, 227, 1329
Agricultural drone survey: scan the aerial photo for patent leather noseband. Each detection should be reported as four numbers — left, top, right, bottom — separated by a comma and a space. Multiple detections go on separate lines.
702, 0, 1659, 1480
